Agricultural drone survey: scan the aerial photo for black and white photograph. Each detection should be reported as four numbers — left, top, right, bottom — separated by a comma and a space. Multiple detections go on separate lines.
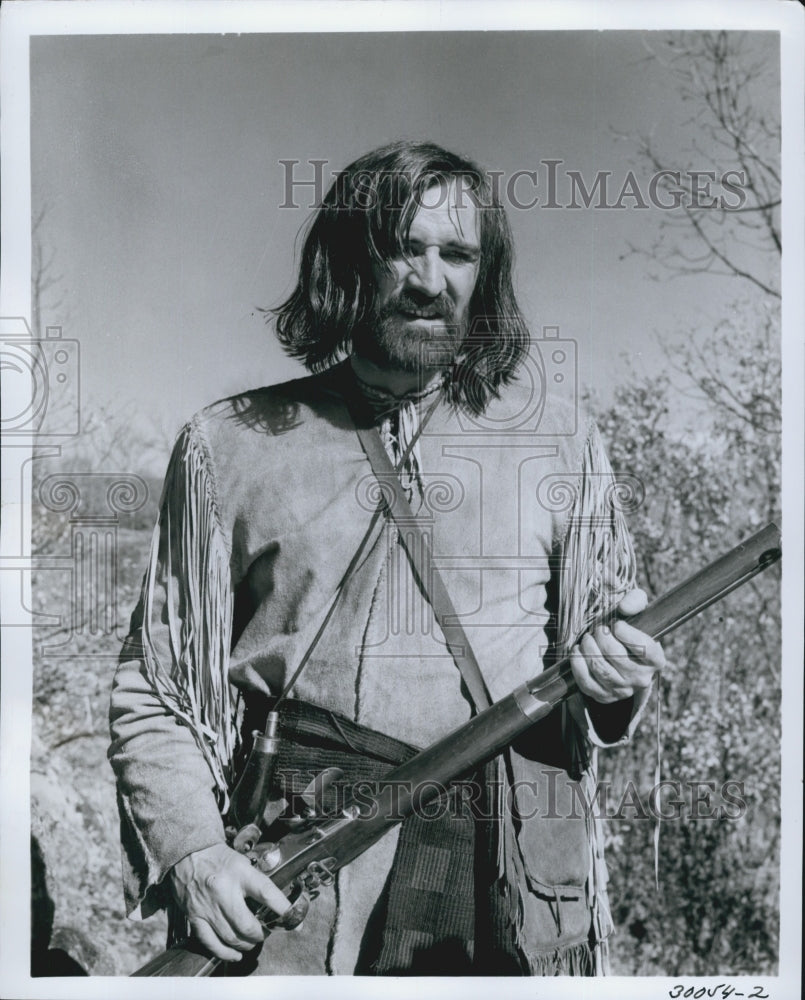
1, 2, 802, 998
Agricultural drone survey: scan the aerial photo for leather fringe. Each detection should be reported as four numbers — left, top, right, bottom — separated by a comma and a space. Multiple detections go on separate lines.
528, 940, 596, 977
554, 419, 637, 976
556, 419, 637, 653
517, 418, 638, 976
140, 419, 236, 811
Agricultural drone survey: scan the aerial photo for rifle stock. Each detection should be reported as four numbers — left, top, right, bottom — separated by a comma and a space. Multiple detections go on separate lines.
131, 523, 781, 977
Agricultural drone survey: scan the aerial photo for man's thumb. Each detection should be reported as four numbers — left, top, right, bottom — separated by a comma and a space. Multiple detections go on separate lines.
616, 587, 647, 616
243, 866, 291, 917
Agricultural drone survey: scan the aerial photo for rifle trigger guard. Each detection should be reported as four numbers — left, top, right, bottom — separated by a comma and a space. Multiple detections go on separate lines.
260, 881, 310, 932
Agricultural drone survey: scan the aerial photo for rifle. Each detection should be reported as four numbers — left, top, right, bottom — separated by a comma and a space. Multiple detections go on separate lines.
132, 522, 781, 977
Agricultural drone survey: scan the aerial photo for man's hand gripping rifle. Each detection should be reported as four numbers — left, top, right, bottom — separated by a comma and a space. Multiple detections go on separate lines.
133, 522, 782, 977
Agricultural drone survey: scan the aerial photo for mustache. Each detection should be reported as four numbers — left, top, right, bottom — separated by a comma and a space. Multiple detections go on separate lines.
377, 291, 456, 321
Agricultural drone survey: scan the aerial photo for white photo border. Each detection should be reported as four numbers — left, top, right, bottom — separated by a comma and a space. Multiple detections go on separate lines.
1, 3, 802, 999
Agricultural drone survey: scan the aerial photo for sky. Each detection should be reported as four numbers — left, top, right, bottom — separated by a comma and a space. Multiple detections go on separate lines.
29, 29, 780, 468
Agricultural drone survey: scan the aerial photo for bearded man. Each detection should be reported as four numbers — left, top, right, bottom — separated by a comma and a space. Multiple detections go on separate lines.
109, 140, 664, 976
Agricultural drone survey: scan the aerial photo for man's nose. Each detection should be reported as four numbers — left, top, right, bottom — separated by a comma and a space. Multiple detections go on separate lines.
406, 250, 446, 297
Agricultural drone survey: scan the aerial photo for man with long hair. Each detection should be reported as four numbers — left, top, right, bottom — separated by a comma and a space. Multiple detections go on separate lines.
109, 140, 664, 975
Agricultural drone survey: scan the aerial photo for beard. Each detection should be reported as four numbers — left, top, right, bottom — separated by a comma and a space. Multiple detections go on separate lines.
352, 291, 469, 375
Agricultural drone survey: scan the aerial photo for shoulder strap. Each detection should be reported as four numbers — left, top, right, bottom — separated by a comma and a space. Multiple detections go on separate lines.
348, 397, 493, 714
274, 391, 445, 709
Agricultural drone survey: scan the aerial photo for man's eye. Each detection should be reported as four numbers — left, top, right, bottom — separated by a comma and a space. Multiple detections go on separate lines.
395, 245, 478, 264
443, 250, 478, 264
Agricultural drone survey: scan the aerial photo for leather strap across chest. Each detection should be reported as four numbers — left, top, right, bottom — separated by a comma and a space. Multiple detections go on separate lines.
348, 396, 493, 714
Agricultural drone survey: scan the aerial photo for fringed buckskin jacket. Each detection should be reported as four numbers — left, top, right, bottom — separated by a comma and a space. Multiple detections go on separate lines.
109, 359, 650, 975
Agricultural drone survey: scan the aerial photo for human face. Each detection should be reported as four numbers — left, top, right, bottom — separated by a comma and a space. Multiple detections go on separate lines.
357, 179, 481, 374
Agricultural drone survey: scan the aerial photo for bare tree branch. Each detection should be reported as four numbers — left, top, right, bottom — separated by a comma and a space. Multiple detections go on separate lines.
621, 31, 780, 297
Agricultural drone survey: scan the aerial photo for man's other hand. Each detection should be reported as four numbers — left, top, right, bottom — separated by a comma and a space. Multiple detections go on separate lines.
168, 842, 291, 962
569, 588, 665, 704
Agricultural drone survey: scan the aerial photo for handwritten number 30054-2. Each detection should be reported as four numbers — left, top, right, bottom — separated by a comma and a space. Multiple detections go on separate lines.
668, 987, 769, 999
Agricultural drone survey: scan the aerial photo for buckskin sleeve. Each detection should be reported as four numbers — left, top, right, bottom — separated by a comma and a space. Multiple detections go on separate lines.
557, 416, 653, 750
108, 420, 232, 919
109, 652, 227, 918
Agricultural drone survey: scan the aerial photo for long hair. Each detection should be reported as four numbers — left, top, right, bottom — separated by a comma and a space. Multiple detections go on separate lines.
272, 140, 530, 414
